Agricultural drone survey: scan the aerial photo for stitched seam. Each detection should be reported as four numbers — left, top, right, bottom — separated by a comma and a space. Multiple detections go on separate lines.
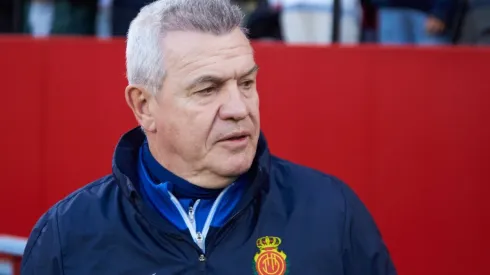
21, 216, 50, 265
55, 205, 66, 274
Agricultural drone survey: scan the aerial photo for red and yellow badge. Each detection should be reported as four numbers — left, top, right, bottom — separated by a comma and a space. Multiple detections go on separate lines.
253, 236, 289, 275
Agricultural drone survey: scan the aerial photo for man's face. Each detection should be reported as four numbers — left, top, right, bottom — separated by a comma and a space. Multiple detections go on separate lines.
148, 28, 260, 187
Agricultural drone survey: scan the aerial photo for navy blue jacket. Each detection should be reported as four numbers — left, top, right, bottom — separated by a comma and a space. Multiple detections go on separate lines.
21, 128, 396, 275
370, 0, 458, 22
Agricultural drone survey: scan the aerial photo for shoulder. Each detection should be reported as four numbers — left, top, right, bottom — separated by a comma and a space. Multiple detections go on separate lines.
21, 175, 123, 271
270, 155, 347, 193
51, 175, 127, 235
32, 175, 118, 221
23, 175, 119, 252
55, 175, 119, 214
269, 155, 362, 211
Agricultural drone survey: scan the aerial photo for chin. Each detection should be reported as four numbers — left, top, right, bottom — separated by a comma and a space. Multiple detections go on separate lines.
217, 153, 255, 177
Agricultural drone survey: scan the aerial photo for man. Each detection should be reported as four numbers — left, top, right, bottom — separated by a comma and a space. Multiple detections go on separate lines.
27, 0, 97, 36
21, 0, 396, 274
370, 0, 458, 45
268, 0, 362, 44
26, 0, 54, 37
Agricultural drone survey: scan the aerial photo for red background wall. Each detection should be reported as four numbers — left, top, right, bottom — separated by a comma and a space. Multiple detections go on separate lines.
0, 37, 489, 275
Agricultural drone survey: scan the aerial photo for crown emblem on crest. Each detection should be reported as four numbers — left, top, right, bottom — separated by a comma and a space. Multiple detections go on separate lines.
253, 236, 289, 275
256, 236, 282, 250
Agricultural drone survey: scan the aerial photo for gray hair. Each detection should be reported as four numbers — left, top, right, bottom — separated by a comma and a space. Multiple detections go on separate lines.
126, 0, 245, 95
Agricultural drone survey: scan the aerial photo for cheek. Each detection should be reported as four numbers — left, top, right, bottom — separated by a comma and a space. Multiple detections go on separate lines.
248, 96, 260, 123
154, 101, 188, 140
170, 107, 218, 148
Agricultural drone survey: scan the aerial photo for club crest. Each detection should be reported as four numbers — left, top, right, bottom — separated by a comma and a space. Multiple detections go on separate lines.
253, 236, 289, 275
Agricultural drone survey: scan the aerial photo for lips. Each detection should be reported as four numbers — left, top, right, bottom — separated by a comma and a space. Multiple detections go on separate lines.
218, 131, 250, 142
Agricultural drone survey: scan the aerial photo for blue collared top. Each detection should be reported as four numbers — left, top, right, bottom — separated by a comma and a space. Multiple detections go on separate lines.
137, 141, 247, 252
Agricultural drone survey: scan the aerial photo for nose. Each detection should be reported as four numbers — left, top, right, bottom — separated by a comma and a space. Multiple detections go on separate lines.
218, 82, 248, 121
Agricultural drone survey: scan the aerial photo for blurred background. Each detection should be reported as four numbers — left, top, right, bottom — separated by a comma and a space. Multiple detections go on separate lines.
0, 0, 489, 45
0, 0, 490, 275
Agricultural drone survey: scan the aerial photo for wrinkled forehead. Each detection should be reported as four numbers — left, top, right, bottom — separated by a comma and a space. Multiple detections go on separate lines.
162, 28, 255, 80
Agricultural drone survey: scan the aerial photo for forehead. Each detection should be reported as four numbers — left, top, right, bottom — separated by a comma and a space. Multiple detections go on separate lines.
162, 28, 255, 81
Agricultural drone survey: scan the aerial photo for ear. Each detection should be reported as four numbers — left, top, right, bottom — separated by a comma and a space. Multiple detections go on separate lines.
125, 85, 157, 133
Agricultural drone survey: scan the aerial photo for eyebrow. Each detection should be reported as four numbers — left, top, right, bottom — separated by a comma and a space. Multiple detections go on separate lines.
186, 64, 259, 91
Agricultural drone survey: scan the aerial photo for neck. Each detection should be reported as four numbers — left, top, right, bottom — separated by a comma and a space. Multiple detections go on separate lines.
183, 172, 237, 190
147, 139, 236, 189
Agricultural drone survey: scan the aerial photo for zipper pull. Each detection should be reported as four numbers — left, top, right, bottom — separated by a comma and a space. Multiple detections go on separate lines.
188, 206, 194, 222
196, 232, 204, 250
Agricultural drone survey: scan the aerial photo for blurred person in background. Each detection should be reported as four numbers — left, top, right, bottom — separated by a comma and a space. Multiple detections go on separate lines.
0, 0, 15, 33
27, 0, 54, 37
112, 0, 254, 37
111, 0, 253, 37
246, 0, 282, 40
458, 0, 490, 44
360, 0, 378, 42
233, 0, 257, 19
96, 0, 113, 38
111, 0, 148, 36
27, 0, 97, 36
369, 0, 458, 45
268, 0, 363, 44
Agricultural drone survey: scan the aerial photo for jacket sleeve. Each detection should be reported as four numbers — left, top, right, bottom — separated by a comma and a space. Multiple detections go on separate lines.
21, 206, 64, 275
340, 183, 397, 275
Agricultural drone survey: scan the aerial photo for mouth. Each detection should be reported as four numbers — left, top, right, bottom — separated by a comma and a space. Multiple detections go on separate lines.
218, 132, 250, 143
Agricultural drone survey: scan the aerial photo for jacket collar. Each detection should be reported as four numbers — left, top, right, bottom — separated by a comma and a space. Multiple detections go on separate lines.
112, 127, 271, 204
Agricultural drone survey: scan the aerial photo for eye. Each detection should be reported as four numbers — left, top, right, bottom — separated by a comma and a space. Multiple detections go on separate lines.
241, 80, 255, 89
197, 87, 216, 96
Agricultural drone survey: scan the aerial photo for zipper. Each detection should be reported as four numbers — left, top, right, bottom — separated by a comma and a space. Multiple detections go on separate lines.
169, 195, 204, 250
167, 181, 254, 271
188, 204, 196, 227
198, 253, 207, 272
168, 184, 232, 254
188, 205, 194, 220
184, 202, 207, 272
